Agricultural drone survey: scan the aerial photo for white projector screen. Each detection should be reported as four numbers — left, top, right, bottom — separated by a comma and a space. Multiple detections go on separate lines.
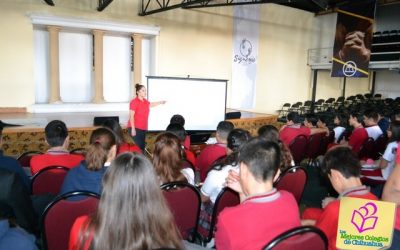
147, 76, 227, 131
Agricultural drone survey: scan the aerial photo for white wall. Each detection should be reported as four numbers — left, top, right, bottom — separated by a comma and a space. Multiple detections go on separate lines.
1, 0, 392, 113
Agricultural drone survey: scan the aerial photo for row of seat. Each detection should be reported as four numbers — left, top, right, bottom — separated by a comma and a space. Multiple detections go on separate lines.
372, 30, 400, 44
288, 132, 388, 166
277, 93, 384, 119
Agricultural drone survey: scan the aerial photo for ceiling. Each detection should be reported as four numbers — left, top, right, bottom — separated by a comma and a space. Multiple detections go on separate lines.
42, 0, 400, 14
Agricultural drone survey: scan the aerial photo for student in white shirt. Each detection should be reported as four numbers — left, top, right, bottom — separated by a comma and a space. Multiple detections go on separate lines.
364, 109, 383, 140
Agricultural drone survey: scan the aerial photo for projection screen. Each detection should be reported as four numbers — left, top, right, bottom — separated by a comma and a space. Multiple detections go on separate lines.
146, 76, 227, 132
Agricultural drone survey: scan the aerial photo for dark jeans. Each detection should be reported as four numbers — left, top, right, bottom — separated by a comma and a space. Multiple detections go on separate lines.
129, 128, 146, 152
388, 229, 400, 250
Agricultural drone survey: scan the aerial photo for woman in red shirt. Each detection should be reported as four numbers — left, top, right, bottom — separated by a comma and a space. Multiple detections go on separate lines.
69, 152, 183, 250
127, 84, 165, 151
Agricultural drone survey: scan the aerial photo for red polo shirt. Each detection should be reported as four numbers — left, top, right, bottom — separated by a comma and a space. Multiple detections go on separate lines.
127, 97, 150, 130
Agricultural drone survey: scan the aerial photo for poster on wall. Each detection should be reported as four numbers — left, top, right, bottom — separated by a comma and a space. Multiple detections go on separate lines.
331, 0, 376, 78
231, 5, 260, 109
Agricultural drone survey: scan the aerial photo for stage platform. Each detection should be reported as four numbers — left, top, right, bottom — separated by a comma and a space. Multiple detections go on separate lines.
0, 110, 279, 157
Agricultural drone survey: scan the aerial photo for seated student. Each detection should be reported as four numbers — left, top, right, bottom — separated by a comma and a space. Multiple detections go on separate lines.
332, 113, 348, 143
101, 118, 141, 154
258, 125, 294, 172
362, 121, 400, 182
68, 152, 184, 250
377, 110, 390, 137
215, 138, 301, 250
152, 132, 194, 185
30, 120, 84, 175
279, 112, 328, 147
0, 169, 37, 236
382, 146, 400, 250
0, 218, 38, 250
364, 109, 383, 140
304, 113, 318, 128
0, 123, 30, 191
339, 112, 368, 154
166, 123, 196, 167
196, 121, 234, 182
199, 129, 251, 233
60, 128, 116, 196
302, 147, 377, 250
170, 114, 191, 149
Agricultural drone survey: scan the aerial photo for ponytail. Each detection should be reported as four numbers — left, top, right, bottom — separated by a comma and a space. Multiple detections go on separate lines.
86, 128, 116, 171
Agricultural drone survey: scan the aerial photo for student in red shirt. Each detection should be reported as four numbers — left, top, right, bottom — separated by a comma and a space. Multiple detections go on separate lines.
69, 152, 183, 250
127, 84, 165, 152
339, 112, 368, 154
166, 123, 196, 166
279, 112, 329, 147
302, 147, 377, 250
30, 120, 84, 175
215, 138, 301, 250
196, 121, 234, 182
101, 118, 141, 154
169, 114, 191, 149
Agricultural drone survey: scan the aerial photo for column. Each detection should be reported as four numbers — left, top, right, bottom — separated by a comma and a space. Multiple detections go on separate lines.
93, 30, 105, 103
47, 26, 61, 103
132, 34, 143, 93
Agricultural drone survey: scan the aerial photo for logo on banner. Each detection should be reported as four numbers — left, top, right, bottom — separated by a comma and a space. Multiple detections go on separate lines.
337, 197, 396, 250
343, 61, 357, 77
234, 38, 256, 65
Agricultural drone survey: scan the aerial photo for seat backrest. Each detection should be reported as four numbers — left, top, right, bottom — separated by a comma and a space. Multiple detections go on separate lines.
70, 147, 86, 157
263, 226, 327, 250
160, 182, 201, 241
289, 135, 308, 165
274, 166, 307, 204
31, 166, 69, 195
17, 150, 43, 167
372, 134, 388, 160
318, 131, 334, 156
203, 187, 240, 242
358, 137, 375, 160
305, 133, 322, 160
42, 191, 100, 250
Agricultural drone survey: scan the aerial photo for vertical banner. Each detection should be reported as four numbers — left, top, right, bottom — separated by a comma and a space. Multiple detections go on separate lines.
331, 0, 376, 78
231, 6, 260, 109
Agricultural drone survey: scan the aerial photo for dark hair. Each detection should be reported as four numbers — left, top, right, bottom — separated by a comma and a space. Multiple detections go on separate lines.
349, 112, 364, 124
216, 121, 234, 141
287, 112, 301, 124
152, 132, 186, 184
257, 125, 279, 141
78, 152, 183, 250
209, 129, 251, 173
389, 121, 400, 142
45, 120, 68, 147
321, 147, 360, 178
257, 125, 293, 171
391, 109, 400, 122
86, 128, 116, 171
166, 123, 187, 142
304, 113, 318, 126
238, 138, 281, 182
135, 84, 145, 97
364, 109, 379, 122
101, 119, 125, 145
334, 113, 349, 127
169, 114, 185, 127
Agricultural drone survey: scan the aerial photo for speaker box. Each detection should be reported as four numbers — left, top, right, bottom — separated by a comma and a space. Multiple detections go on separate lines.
225, 112, 241, 120
93, 116, 119, 126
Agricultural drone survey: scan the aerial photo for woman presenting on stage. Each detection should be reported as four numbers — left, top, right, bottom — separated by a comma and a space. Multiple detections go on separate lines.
128, 84, 165, 151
